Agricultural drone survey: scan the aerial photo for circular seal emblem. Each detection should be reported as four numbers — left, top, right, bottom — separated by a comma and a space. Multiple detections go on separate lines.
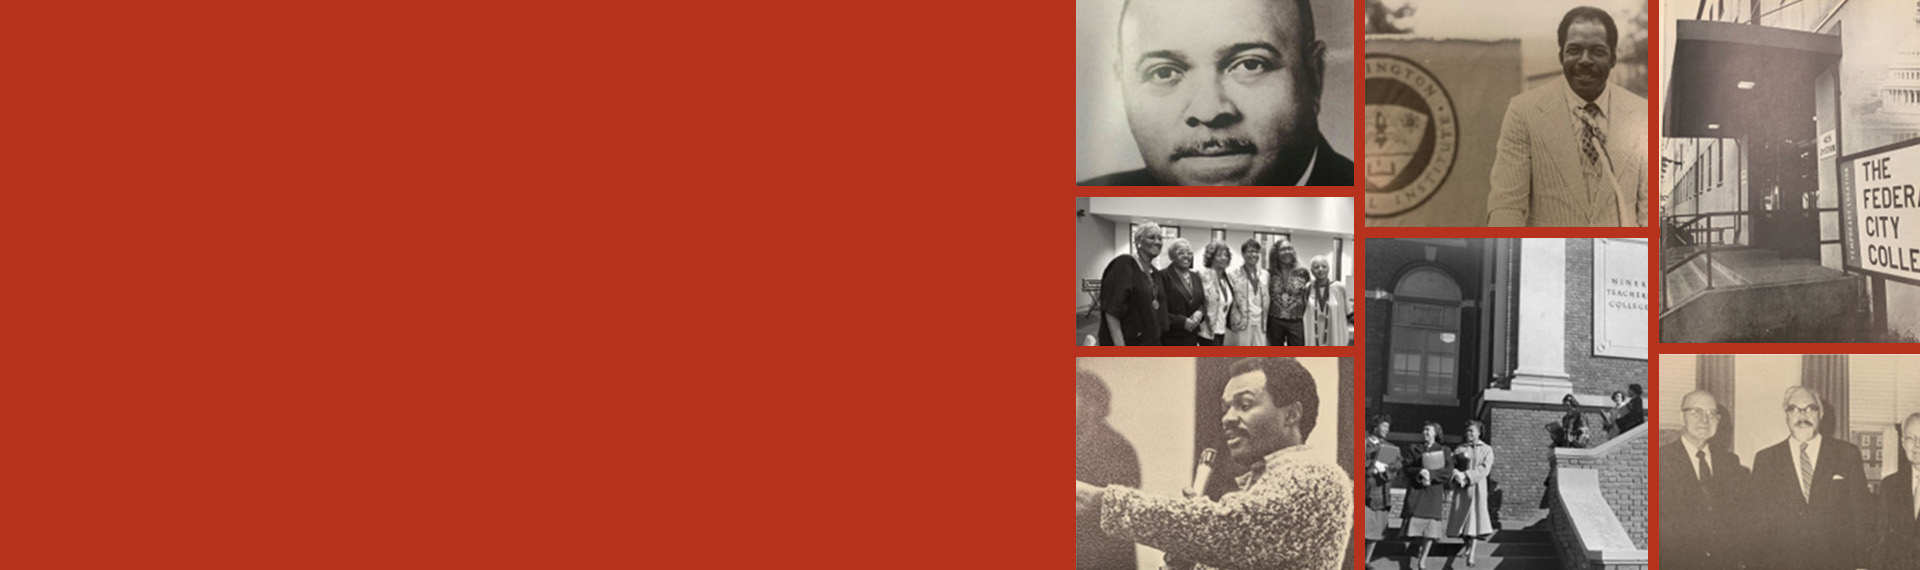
1364, 54, 1458, 217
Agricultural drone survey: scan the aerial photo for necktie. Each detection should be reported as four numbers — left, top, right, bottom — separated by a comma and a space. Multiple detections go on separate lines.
1580, 102, 1606, 179
1799, 442, 1814, 502
1695, 449, 1713, 482
1912, 474, 1919, 520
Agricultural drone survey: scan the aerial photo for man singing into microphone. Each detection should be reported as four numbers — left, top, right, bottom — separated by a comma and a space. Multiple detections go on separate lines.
1075, 357, 1352, 570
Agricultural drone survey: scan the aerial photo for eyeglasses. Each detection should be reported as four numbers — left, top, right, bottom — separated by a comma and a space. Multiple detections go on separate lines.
1784, 404, 1823, 416
1682, 408, 1720, 421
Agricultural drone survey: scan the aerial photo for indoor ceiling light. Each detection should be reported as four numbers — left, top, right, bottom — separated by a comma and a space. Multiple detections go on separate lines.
1708, 124, 1721, 130
1737, 81, 1756, 90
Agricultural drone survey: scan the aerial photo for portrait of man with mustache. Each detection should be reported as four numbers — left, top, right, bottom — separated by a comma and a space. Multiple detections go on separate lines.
1744, 385, 1870, 570
1485, 6, 1647, 226
1077, 0, 1354, 187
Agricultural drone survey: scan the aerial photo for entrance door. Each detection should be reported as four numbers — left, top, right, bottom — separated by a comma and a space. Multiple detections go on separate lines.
1750, 91, 1821, 261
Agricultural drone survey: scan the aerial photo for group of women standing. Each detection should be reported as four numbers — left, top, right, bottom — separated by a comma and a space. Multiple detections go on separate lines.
1365, 416, 1495, 570
1096, 221, 1351, 346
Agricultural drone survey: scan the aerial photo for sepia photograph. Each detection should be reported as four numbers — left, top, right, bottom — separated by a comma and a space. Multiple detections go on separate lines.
1363, 0, 1651, 227
1658, 0, 1920, 342
1075, 197, 1354, 346
1658, 354, 1920, 570
1076, 0, 1355, 186
1077, 357, 1354, 570
1364, 237, 1648, 569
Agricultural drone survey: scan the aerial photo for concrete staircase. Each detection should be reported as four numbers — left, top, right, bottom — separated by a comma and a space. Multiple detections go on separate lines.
1659, 247, 1865, 342
1366, 510, 1559, 570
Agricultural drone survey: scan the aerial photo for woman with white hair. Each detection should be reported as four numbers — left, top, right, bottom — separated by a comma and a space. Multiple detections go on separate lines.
1097, 222, 1167, 346
1154, 238, 1206, 346
1302, 254, 1351, 346
1196, 240, 1234, 346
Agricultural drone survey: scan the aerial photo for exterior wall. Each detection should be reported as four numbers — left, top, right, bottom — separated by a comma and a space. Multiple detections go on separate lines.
1485, 401, 1623, 521
1563, 238, 1650, 396
1557, 431, 1651, 548
1365, 239, 1485, 439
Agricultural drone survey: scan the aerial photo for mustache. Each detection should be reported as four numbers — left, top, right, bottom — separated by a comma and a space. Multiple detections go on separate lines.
1173, 138, 1256, 159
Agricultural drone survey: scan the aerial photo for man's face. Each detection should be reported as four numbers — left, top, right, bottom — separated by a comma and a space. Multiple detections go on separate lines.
1681, 392, 1718, 444
1560, 19, 1614, 101
1119, 0, 1322, 185
1785, 389, 1822, 441
1904, 418, 1920, 465
1221, 371, 1289, 463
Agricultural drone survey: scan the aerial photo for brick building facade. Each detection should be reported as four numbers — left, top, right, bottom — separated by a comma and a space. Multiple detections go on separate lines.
1366, 238, 1648, 527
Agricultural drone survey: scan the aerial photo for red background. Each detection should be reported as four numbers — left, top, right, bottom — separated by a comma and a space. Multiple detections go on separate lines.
3, 0, 1909, 568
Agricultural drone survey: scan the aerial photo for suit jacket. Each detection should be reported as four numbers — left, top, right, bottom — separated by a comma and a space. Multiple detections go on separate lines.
1486, 82, 1647, 227
1875, 466, 1920, 570
1748, 436, 1870, 570
1077, 136, 1355, 186
1225, 266, 1264, 332
1155, 268, 1205, 345
1658, 440, 1748, 570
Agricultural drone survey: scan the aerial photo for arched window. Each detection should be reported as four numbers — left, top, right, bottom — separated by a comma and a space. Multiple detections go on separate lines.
1387, 267, 1463, 405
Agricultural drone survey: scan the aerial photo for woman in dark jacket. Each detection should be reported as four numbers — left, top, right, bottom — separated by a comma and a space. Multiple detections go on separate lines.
1097, 223, 1167, 346
1365, 414, 1400, 565
1155, 238, 1206, 347
1402, 422, 1454, 570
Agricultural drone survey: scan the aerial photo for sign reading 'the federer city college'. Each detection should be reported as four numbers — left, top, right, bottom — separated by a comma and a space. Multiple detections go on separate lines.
1840, 140, 1920, 285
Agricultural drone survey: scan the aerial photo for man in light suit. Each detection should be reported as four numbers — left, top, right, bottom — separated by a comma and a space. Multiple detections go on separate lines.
1486, 6, 1646, 227
1747, 386, 1870, 570
1659, 390, 1748, 570
1873, 413, 1920, 570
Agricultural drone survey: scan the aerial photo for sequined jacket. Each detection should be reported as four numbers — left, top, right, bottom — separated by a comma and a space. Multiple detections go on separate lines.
1096, 446, 1352, 570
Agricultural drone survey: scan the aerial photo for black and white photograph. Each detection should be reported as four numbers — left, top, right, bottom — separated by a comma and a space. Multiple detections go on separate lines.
1657, 354, 1920, 570
1076, 0, 1355, 186
1364, 237, 1648, 569
1363, 0, 1651, 227
1076, 357, 1354, 570
1075, 197, 1354, 346
1658, 0, 1920, 342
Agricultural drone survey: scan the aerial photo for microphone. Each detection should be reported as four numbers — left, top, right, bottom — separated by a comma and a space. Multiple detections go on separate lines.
1189, 448, 1217, 498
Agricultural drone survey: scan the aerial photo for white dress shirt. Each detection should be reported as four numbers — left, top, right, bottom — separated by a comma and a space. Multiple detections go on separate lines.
1679, 435, 1713, 481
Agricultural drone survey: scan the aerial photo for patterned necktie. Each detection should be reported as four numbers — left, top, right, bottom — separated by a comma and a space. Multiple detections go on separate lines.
1580, 102, 1606, 178
1799, 442, 1814, 502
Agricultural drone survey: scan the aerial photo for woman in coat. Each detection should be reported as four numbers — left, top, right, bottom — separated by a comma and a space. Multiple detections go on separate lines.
1196, 241, 1234, 346
1302, 254, 1350, 346
1097, 223, 1166, 346
1449, 420, 1495, 566
1402, 422, 1454, 570
1154, 238, 1205, 346
1365, 414, 1400, 565
1225, 239, 1265, 346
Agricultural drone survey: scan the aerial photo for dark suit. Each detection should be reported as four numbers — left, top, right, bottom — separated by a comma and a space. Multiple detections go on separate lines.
1155, 268, 1205, 346
1077, 136, 1355, 186
1748, 436, 1870, 570
1874, 466, 1920, 570
1658, 440, 1748, 570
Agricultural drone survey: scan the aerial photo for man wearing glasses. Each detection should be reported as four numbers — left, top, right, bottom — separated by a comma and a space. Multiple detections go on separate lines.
1659, 390, 1747, 570
1747, 386, 1870, 570
1485, 6, 1647, 227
